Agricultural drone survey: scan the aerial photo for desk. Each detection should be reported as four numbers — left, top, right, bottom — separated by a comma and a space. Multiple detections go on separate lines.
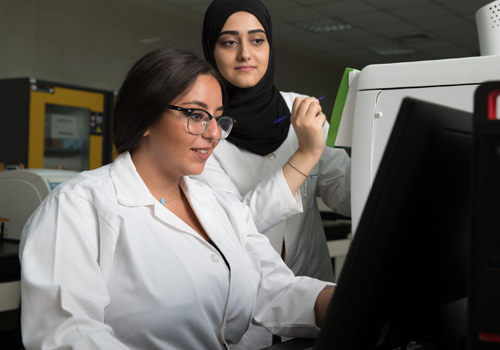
0, 240, 21, 320
316, 197, 352, 280
0, 240, 21, 276
0, 240, 23, 349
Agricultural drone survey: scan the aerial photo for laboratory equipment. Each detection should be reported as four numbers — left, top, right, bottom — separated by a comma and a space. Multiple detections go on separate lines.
0, 78, 114, 172
0, 168, 78, 240
350, 54, 500, 231
476, 0, 500, 56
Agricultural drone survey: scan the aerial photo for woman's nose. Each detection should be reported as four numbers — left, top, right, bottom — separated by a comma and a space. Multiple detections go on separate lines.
202, 118, 221, 139
237, 41, 250, 61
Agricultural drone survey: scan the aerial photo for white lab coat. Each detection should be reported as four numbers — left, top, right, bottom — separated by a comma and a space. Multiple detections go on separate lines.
193, 91, 351, 283
19, 152, 331, 350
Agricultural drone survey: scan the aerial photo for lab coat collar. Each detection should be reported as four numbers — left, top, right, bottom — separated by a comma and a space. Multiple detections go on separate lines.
152, 177, 220, 243
110, 152, 216, 207
179, 175, 217, 207
110, 152, 156, 206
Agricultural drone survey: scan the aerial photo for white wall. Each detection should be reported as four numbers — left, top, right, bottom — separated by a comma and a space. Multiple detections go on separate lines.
0, 0, 346, 115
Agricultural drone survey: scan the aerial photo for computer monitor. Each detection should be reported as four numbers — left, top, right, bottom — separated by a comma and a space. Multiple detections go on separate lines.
316, 97, 472, 349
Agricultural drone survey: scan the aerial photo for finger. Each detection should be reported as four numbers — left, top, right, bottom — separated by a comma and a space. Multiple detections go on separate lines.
303, 100, 322, 120
293, 96, 322, 111
291, 97, 305, 114
298, 97, 319, 115
319, 112, 326, 127
310, 111, 326, 130
292, 97, 322, 125
290, 97, 306, 122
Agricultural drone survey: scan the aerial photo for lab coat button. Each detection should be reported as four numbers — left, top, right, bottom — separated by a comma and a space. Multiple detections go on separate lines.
210, 253, 220, 263
268, 153, 276, 160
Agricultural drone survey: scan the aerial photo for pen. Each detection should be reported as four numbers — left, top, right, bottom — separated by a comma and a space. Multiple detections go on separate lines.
274, 96, 326, 123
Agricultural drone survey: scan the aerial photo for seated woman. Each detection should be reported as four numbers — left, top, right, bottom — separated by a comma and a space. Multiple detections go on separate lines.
19, 47, 334, 350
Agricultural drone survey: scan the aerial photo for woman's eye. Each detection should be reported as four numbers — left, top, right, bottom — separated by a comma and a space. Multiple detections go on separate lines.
253, 38, 265, 45
223, 40, 237, 46
190, 112, 205, 122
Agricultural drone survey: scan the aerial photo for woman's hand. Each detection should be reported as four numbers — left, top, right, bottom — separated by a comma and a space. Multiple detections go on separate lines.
282, 97, 326, 196
290, 96, 326, 160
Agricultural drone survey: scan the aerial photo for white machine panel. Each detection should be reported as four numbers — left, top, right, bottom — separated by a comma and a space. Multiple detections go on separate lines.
0, 169, 78, 240
351, 55, 500, 232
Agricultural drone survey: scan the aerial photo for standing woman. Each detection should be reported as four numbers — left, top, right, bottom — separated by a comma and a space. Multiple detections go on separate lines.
197, 0, 351, 349
198, 3, 350, 347
198, 0, 350, 282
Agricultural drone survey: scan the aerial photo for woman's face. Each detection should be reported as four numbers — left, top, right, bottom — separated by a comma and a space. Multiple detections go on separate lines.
214, 11, 270, 89
140, 74, 224, 178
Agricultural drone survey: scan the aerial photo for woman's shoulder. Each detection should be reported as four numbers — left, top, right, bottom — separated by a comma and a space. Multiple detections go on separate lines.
46, 164, 114, 204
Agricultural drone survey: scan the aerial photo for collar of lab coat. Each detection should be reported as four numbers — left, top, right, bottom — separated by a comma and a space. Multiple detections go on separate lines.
110, 152, 216, 208
110, 153, 256, 343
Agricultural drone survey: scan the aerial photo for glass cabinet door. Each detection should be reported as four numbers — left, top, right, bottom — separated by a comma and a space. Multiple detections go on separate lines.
28, 85, 105, 170
43, 104, 91, 171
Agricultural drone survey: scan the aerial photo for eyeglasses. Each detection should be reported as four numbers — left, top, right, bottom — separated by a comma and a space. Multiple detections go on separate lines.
168, 105, 234, 140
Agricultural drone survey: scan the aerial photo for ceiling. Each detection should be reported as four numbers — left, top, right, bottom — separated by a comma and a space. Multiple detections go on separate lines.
157, 0, 493, 69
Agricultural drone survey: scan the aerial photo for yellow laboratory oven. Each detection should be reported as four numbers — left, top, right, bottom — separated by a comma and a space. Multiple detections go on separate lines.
0, 78, 114, 171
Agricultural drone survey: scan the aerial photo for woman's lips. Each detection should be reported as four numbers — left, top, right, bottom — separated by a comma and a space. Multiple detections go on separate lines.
236, 65, 256, 72
192, 148, 210, 160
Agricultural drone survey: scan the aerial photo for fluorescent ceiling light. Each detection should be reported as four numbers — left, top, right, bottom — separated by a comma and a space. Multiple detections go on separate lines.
139, 37, 162, 44
366, 45, 415, 56
297, 19, 352, 32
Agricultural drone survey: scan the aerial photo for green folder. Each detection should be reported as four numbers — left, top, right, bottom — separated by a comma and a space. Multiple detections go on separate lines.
327, 67, 357, 149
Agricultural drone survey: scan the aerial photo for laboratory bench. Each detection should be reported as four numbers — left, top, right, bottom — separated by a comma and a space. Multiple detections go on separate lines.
0, 240, 20, 278
317, 196, 352, 281
0, 239, 23, 349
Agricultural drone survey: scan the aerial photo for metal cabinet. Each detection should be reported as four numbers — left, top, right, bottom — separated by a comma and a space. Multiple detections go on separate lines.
0, 78, 114, 171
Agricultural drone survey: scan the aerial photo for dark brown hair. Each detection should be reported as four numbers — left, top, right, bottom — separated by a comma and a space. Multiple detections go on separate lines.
112, 47, 226, 154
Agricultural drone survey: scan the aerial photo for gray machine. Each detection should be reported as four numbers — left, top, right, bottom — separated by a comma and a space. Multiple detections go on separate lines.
0, 169, 78, 240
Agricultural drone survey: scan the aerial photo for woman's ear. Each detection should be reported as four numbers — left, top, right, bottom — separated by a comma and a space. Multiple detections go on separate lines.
143, 129, 150, 137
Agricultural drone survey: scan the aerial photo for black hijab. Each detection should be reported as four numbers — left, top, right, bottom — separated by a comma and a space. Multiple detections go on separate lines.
202, 0, 291, 156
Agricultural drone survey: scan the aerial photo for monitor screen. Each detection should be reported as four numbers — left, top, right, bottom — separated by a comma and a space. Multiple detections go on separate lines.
315, 97, 472, 350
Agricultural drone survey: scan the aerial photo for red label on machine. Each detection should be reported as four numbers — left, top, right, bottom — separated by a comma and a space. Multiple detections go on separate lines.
487, 90, 500, 120
479, 332, 500, 344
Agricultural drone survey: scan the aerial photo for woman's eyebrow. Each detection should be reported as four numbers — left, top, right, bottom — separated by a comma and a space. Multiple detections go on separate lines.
181, 100, 209, 109
219, 30, 238, 37
219, 29, 266, 37
181, 101, 224, 112
248, 29, 265, 35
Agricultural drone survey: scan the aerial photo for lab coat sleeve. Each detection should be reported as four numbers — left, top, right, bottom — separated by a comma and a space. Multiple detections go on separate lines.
238, 204, 333, 338
317, 122, 352, 217
197, 154, 303, 233
19, 192, 129, 350
281, 91, 351, 217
